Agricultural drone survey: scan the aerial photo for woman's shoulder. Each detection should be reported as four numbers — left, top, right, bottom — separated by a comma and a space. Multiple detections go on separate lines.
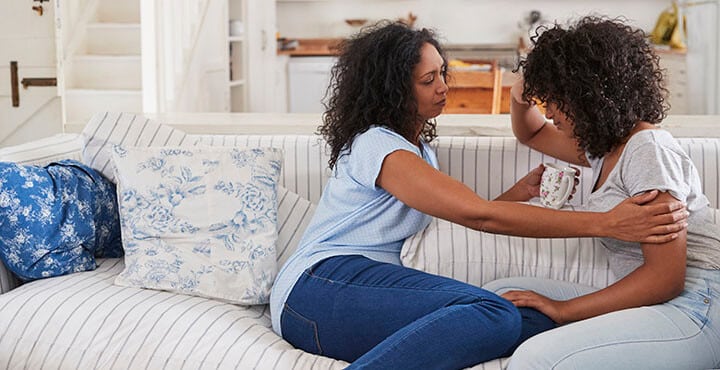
363, 126, 403, 139
354, 126, 416, 149
626, 128, 681, 152
623, 128, 689, 165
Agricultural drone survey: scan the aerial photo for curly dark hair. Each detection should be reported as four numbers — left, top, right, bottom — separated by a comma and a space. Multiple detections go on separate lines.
319, 21, 445, 169
518, 16, 668, 158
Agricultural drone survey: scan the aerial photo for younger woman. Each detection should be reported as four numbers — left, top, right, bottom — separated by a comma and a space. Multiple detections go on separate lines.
487, 16, 720, 369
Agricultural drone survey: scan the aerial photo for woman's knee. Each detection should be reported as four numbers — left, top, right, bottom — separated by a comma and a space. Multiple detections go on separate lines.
507, 332, 562, 370
466, 294, 522, 349
483, 277, 531, 295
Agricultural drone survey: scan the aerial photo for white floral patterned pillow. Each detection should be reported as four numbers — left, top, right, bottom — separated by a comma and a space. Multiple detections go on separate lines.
112, 146, 283, 305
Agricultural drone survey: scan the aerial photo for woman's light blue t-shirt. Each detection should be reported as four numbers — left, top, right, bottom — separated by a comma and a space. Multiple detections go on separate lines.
270, 126, 439, 335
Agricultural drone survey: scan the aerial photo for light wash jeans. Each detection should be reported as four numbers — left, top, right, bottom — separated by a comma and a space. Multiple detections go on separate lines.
280, 255, 556, 370
483, 267, 720, 370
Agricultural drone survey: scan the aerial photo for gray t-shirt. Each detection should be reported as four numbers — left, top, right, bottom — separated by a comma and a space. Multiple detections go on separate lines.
586, 129, 720, 278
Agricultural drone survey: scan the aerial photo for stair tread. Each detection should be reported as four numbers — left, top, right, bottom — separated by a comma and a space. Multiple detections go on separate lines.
74, 54, 141, 60
87, 22, 140, 28
66, 88, 142, 94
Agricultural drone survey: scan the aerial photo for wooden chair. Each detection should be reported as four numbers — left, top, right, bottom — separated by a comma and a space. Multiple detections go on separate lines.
444, 60, 502, 114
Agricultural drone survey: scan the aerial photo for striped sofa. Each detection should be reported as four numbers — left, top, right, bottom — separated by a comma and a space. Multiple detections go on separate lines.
0, 112, 718, 370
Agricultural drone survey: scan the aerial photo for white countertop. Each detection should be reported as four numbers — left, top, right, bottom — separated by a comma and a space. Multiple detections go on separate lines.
65, 113, 720, 138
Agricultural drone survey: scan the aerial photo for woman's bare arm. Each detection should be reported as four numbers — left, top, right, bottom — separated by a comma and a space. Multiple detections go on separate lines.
377, 150, 687, 243
503, 191, 687, 324
510, 79, 589, 167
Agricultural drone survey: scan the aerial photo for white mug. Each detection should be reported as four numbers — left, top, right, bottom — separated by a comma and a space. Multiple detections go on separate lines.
540, 163, 577, 209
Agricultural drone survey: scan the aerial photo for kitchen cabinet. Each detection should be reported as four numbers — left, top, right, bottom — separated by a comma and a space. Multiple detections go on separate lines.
444, 60, 518, 115
287, 56, 336, 113
225, 0, 276, 112
657, 50, 689, 114
444, 45, 519, 114
277, 39, 341, 113
445, 62, 502, 114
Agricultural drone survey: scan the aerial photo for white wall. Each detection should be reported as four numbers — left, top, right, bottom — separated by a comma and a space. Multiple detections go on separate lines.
276, 0, 667, 43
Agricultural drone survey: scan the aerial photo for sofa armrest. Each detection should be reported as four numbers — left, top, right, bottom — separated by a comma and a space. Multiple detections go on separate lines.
0, 260, 20, 294
0, 133, 83, 166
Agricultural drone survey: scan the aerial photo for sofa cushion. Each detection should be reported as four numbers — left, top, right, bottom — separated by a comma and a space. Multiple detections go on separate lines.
676, 138, 720, 208
0, 160, 122, 281
402, 207, 720, 289
0, 259, 348, 370
401, 210, 618, 290
112, 146, 283, 305
275, 186, 316, 267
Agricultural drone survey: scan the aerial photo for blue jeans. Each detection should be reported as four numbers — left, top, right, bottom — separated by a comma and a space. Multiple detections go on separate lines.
280, 255, 555, 369
483, 267, 720, 369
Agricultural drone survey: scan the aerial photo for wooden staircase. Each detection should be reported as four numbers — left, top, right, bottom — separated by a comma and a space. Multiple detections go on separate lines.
60, 0, 142, 126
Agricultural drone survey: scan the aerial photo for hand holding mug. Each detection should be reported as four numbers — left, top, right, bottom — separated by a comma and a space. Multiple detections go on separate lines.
540, 163, 578, 209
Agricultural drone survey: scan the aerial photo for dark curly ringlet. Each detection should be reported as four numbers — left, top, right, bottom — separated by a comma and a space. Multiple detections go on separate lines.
319, 20, 445, 169
518, 16, 669, 158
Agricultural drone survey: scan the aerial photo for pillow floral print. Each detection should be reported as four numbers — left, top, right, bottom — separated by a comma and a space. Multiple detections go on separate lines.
0, 160, 122, 281
112, 146, 283, 304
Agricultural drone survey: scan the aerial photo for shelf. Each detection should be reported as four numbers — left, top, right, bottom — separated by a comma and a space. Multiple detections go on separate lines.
228, 36, 245, 42
229, 79, 246, 87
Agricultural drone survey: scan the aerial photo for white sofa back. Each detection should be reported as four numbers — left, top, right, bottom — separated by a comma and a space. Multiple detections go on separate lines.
1, 115, 718, 296
3, 132, 718, 209
191, 134, 720, 208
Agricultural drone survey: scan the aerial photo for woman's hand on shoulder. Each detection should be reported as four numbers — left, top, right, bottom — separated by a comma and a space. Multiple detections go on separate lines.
605, 190, 688, 243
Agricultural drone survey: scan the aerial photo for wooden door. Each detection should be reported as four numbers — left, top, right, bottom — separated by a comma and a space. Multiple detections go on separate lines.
0, 1, 62, 147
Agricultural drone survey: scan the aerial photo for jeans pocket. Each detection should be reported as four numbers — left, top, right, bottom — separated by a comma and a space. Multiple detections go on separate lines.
669, 276, 712, 328
281, 304, 323, 355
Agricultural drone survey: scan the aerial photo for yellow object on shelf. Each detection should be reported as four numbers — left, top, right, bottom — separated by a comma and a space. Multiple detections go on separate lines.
650, 2, 687, 50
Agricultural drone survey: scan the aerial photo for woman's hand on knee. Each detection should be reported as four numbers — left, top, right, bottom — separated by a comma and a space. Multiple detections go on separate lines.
502, 290, 568, 325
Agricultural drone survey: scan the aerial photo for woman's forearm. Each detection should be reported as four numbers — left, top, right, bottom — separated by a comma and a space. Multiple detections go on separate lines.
478, 197, 684, 244
554, 210, 687, 324
558, 262, 686, 323
477, 200, 608, 238
510, 85, 546, 144
379, 150, 686, 244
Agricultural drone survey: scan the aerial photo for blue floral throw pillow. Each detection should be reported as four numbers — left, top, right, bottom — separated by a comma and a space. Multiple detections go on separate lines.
0, 160, 123, 281
112, 146, 283, 305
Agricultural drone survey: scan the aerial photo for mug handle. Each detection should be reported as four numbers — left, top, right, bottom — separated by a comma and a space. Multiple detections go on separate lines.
556, 171, 575, 208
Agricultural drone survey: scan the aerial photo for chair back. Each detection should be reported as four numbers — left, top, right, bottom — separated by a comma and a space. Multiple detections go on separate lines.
444, 60, 502, 114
